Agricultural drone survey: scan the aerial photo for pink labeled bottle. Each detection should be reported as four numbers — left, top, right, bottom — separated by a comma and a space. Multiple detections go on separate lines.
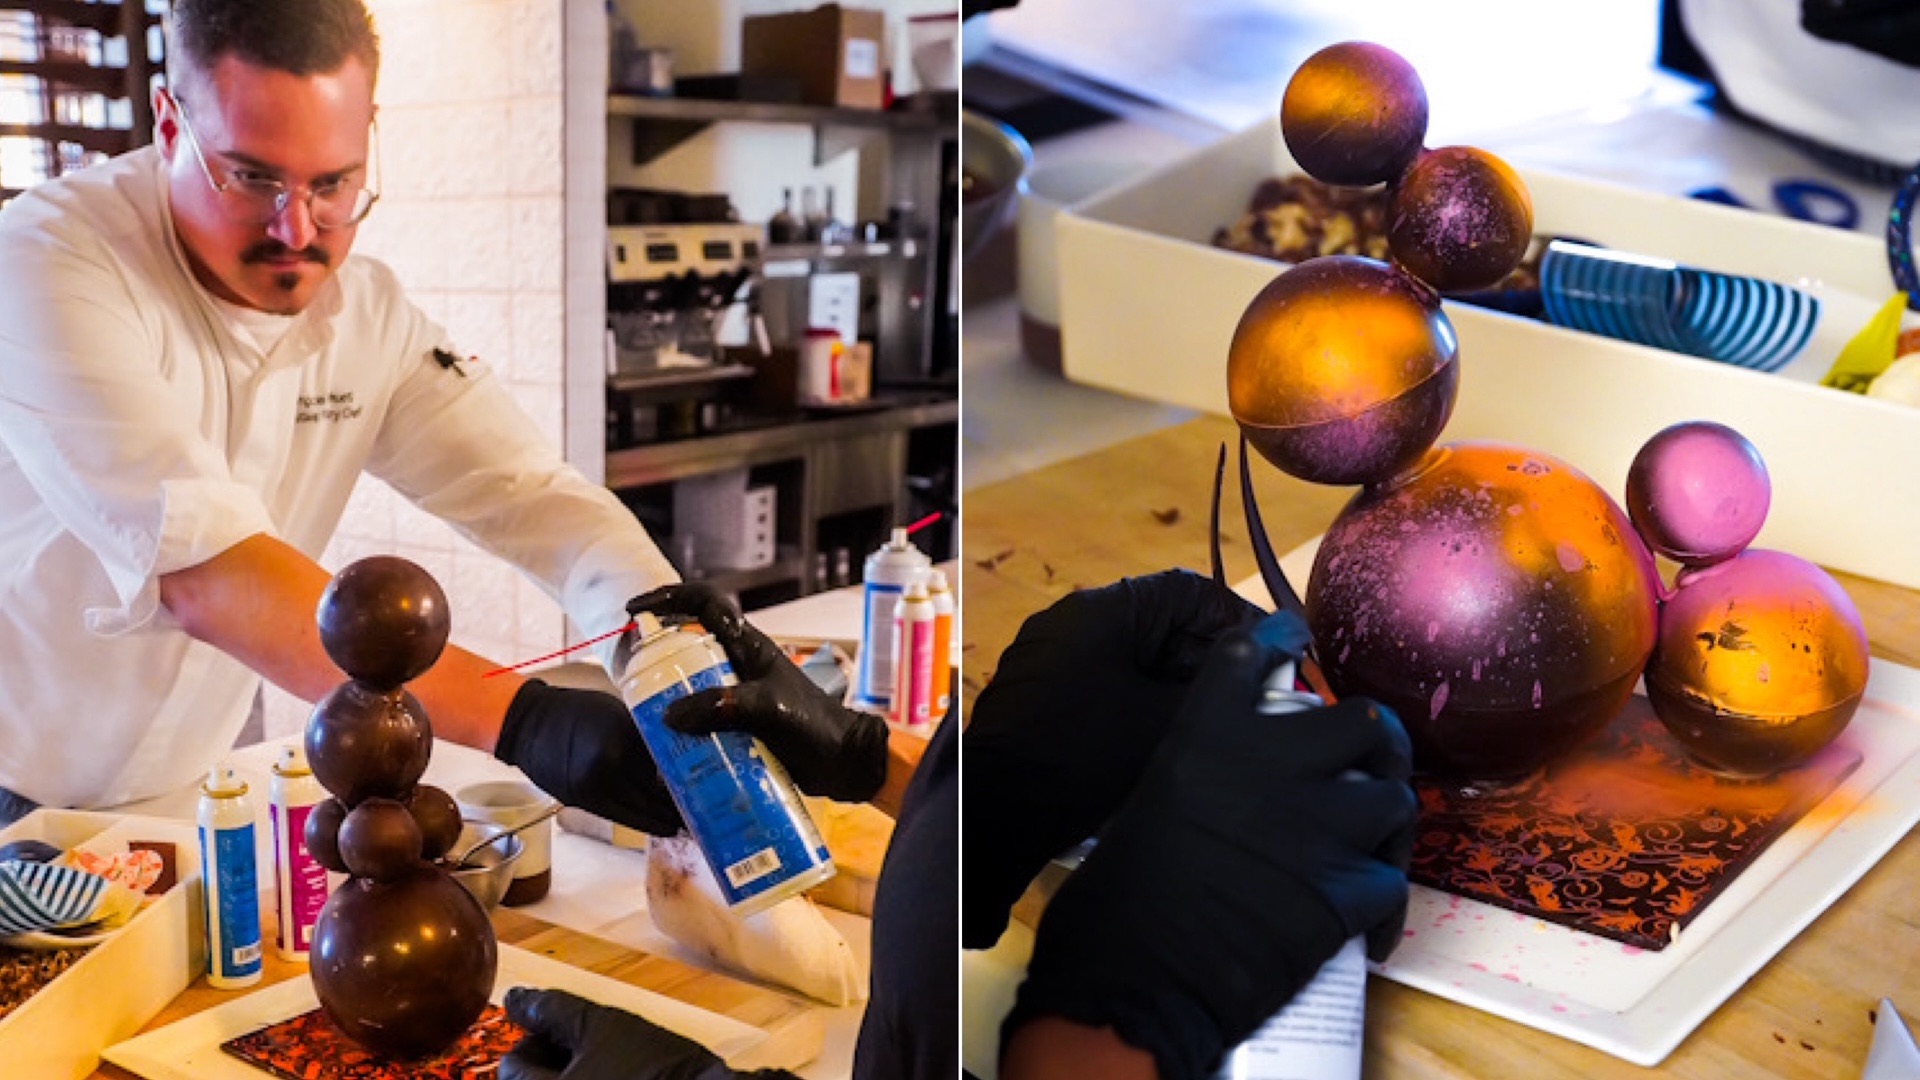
890, 574, 936, 731
268, 745, 328, 961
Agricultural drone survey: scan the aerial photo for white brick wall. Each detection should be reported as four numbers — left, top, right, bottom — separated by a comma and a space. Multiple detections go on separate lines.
262, 0, 573, 738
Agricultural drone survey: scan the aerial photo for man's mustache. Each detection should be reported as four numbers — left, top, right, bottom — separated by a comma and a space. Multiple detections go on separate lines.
242, 241, 330, 267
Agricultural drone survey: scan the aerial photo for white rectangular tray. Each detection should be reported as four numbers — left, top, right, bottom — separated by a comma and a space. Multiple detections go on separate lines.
1055, 119, 1920, 590
0, 811, 202, 1080
1246, 541, 1920, 1065
102, 942, 768, 1079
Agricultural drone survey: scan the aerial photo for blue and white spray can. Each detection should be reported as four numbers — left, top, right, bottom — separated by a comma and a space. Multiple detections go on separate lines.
613, 614, 836, 916
857, 527, 930, 710
197, 763, 263, 989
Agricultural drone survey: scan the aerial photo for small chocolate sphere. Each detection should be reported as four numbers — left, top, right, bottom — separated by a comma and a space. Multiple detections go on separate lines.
311, 865, 497, 1060
1281, 42, 1429, 187
1645, 549, 1869, 777
406, 784, 463, 862
1627, 421, 1770, 567
317, 556, 452, 689
305, 681, 432, 806
1388, 146, 1533, 293
1308, 442, 1662, 778
305, 797, 350, 874
338, 797, 425, 881
1228, 256, 1458, 486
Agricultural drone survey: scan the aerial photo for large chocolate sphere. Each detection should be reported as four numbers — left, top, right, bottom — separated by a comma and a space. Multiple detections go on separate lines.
1308, 443, 1661, 778
1626, 421, 1770, 568
1281, 42, 1429, 187
306, 681, 432, 806
317, 556, 452, 689
310, 865, 497, 1060
1229, 256, 1459, 486
1388, 146, 1533, 293
1645, 549, 1869, 777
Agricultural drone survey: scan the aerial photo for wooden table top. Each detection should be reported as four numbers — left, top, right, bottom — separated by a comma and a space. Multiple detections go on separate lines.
92, 907, 828, 1079
962, 413, 1920, 1079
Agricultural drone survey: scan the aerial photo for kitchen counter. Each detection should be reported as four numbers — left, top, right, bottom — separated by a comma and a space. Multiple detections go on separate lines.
961, 412, 1920, 1078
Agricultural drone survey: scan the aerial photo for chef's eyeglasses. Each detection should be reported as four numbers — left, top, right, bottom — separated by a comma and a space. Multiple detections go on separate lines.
172, 96, 381, 230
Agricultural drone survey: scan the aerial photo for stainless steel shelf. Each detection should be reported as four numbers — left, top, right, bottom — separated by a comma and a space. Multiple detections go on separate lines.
605, 397, 958, 489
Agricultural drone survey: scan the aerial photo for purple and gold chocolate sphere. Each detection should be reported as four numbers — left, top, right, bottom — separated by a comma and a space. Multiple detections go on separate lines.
1307, 444, 1662, 777
1645, 550, 1869, 776
1388, 146, 1534, 294
1281, 41, 1429, 188
1228, 256, 1458, 486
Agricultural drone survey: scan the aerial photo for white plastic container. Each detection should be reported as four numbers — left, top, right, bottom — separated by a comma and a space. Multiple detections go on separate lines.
612, 614, 835, 916
927, 568, 956, 723
890, 573, 936, 730
196, 764, 262, 988
857, 528, 931, 709
267, 744, 326, 961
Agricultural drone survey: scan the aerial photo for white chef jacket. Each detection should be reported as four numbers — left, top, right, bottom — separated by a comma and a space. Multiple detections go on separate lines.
0, 146, 676, 808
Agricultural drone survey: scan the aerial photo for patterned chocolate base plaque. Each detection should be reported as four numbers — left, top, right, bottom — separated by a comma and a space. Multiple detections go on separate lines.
222, 1004, 525, 1079
1409, 695, 1860, 951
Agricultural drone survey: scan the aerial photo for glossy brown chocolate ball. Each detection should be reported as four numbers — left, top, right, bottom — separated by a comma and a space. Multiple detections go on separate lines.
304, 797, 350, 874
406, 784, 463, 862
311, 865, 497, 1060
338, 797, 424, 881
1308, 442, 1662, 778
1645, 549, 1869, 777
306, 681, 432, 806
1282, 41, 1429, 187
1388, 146, 1533, 293
1229, 256, 1458, 486
317, 556, 452, 689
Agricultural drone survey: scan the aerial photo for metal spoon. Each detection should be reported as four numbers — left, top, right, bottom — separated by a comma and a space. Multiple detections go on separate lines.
448, 802, 562, 869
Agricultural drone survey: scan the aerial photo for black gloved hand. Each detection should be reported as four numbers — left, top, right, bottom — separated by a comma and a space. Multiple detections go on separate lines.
500, 988, 796, 1080
1003, 613, 1418, 1080
627, 583, 888, 804
962, 569, 1265, 948
494, 679, 682, 836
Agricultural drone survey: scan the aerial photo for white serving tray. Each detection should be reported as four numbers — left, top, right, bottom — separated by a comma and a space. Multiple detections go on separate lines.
102, 942, 768, 1079
1054, 119, 1920, 591
0, 811, 203, 1080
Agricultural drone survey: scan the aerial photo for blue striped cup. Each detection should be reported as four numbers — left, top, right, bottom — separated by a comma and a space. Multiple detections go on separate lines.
1539, 240, 1820, 373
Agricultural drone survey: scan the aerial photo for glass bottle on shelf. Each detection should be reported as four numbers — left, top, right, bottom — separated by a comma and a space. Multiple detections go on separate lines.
800, 186, 824, 243
819, 187, 850, 246
768, 187, 802, 245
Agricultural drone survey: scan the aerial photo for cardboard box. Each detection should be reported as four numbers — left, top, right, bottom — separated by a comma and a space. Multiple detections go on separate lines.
741, 4, 886, 110
1055, 121, 1920, 591
0, 810, 204, 1080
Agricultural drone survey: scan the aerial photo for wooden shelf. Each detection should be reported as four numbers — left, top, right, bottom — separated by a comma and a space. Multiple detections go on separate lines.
0, 57, 129, 96
0, 120, 130, 153
612, 93, 949, 167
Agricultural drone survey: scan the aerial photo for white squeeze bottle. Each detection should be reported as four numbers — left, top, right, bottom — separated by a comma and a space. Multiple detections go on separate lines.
857, 528, 930, 710
198, 764, 264, 989
268, 745, 327, 961
890, 573, 936, 730
926, 569, 955, 723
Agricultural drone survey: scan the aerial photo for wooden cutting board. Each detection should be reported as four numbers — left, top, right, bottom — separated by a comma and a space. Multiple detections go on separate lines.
90, 907, 829, 1078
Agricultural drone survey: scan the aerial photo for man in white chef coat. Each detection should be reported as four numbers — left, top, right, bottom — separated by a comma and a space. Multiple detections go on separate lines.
0, 0, 789, 835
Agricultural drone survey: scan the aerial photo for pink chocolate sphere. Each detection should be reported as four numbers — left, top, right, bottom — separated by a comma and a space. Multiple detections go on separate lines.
1626, 421, 1770, 568
1308, 443, 1662, 778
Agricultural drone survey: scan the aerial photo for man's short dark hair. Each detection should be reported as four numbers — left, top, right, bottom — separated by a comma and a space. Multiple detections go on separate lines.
167, 0, 381, 101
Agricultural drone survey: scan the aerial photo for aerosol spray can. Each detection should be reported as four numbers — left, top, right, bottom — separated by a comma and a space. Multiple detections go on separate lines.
890, 573, 936, 730
926, 569, 955, 723
613, 614, 836, 916
857, 527, 930, 711
268, 745, 327, 961
1218, 662, 1366, 1080
197, 764, 263, 989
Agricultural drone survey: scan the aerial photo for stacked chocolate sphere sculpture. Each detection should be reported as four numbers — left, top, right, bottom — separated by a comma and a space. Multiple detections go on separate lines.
302, 556, 495, 1059
1234, 43, 1868, 780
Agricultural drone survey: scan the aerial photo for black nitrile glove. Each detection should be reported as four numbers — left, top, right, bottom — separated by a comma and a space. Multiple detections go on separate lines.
627, 583, 888, 804
500, 988, 797, 1080
494, 679, 682, 836
1003, 614, 1418, 1080
962, 569, 1266, 948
